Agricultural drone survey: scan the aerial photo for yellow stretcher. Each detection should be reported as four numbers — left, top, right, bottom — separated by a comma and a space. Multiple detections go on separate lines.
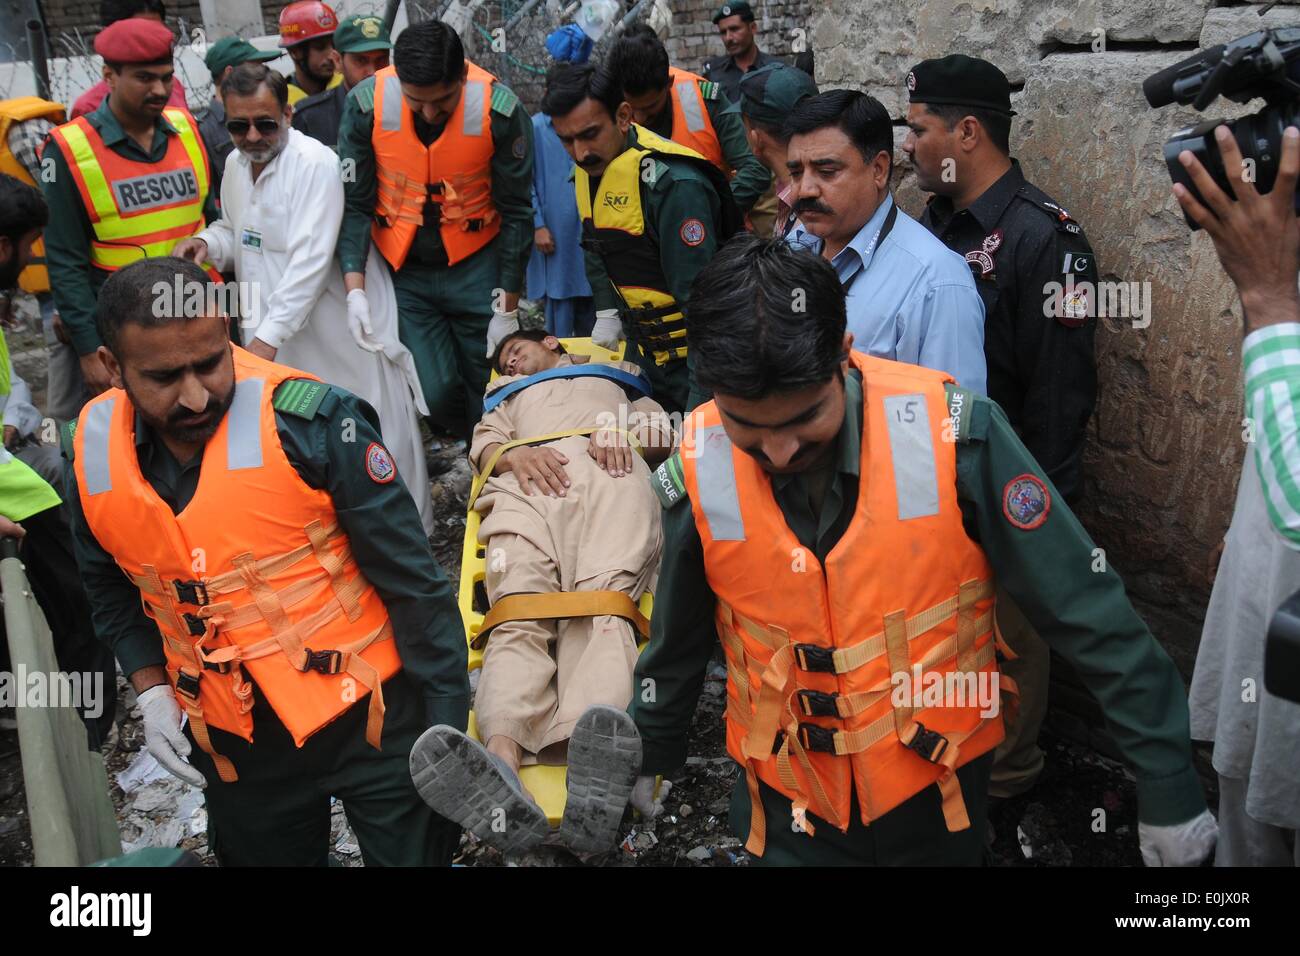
457, 337, 654, 827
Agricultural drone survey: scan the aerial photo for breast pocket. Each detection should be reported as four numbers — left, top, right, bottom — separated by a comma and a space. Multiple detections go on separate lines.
256, 215, 289, 253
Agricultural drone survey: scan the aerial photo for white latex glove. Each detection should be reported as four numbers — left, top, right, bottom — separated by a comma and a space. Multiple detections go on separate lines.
346, 288, 382, 352
591, 308, 625, 351
630, 774, 671, 819
1139, 808, 1217, 866
137, 684, 207, 789
486, 308, 520, 357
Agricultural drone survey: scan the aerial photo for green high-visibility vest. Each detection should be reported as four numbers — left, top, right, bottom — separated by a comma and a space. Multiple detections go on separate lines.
0, 330, 60, 522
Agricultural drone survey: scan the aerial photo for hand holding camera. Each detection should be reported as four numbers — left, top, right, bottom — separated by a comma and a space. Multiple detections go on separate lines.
1172, 123, 1300, 333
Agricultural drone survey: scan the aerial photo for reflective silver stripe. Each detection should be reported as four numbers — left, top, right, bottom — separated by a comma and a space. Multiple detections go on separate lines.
695, 424, 745, 541
882, 393, 939, 520
677, 81, 706, 133
82, 398, 116, 496
463, 80, 485, 137
226, 378, 264, 471
381, 74, 404, 131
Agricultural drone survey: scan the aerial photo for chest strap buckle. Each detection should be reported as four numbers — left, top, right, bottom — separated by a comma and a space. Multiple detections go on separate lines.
797, 722, 837, 754
796, 689, 840, 717
793, 643, 836, 673
173, 579, 209, 606
904, 721, 950, 764
174, 670, 202, 701
302, 648, 343, 675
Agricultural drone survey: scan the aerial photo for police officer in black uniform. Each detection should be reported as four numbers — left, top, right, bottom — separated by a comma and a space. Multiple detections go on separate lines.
902, 53, 1099, 806
701, 2, 780, 105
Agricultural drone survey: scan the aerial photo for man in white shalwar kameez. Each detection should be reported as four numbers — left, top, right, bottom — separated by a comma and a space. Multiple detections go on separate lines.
174, 62, 434, 534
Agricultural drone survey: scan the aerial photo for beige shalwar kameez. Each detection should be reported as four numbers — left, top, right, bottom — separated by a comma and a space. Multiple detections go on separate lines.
469, 357, 673, 763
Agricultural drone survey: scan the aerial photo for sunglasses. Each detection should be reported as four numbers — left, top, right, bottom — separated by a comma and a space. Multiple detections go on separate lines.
224, 118, 281, 136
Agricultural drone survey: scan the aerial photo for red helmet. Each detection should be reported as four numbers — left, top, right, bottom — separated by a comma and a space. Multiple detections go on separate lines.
279, 1, 339, 48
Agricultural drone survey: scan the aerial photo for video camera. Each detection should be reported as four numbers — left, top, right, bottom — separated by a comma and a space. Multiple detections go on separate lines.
1144, 27, 1300, 230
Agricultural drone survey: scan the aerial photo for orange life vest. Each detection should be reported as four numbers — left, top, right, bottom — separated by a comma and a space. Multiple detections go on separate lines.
371, 61, 500, 270
46, 107, 219, 280
72, 346, 401, 783
666, 67, 725, 172
0, 97, 65, 293
678, 352, 1011, 856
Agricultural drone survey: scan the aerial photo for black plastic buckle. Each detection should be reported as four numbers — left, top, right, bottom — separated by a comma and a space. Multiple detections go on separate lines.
428, 182, 445, 196
174, 670, 201, 700
201, 659, 231, 675
302, 648, 343, 675
794, 643, 836, 673
797, 689, 840, 718
173, 579, 209, 606
182, 612, 207, 637
797, 722, 837, 754
905, 722, 950, 764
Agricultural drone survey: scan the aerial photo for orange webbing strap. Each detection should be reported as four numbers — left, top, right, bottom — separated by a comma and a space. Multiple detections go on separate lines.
177, 693, 238, 783
742, 759, 767, 855
231, 552, 305, 665
713, 602, 795, 762
956, 580, 982, 673
774, 729, 839, 834
438, 175, 498, 227
828, 580, 996, 676
305, 520, 363, 623
200, 522, 347, 597
338, 620, 394, 750
375, 169, 425, 225
472, 590, 650, 650
883, 610, 915, 734
201, 573, 331, 628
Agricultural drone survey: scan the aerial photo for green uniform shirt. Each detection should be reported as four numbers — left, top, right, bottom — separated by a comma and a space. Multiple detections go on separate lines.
42, 98, 221, 357
581, 126, 724, 317
62, 380, 469, 731
643, 78, 770, 214
635, 370, 1206, 828
335, 74, 534, 293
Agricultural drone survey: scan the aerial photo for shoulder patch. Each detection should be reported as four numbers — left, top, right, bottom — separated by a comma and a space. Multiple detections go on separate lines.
698, 80, 720, 101
60, 419, 77, 461
272, 379, 328, 419
652, 453, 688, 510
348, 77, 376, 113
365, 441, 396, 484
490, 85, 519, 118
1002, 473, 1051, 530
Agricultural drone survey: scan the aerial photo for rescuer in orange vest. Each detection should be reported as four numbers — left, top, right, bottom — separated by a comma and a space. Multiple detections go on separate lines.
605, 22, 770, 218
615, 235, 1218, 866
338, 19, 535, 439
42, 17, 218, 405
60, 257, 469, 865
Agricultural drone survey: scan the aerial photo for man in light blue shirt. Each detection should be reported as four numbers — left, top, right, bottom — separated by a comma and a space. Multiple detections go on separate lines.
785, 90, 987, 394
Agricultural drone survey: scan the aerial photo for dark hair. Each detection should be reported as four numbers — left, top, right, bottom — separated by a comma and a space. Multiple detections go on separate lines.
221, 61, 289, 108
746, 114, 786, 141
490, 328, 567, 372
0, 173, 48, 243
606, 22, 669, 96
541, 61, 622, 120
393, 19, 465, 86
96, 257, 216, 351
100, 0, 165, 26
924, 102, 1012, 155
688, 235, 846, 399
784, 89, 893, 173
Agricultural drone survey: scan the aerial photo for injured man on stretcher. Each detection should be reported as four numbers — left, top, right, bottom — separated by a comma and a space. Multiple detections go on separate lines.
410, 330, 676, 856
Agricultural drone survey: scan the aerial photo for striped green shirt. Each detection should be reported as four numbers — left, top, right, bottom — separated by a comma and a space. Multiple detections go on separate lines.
1245, 321, 1300, 548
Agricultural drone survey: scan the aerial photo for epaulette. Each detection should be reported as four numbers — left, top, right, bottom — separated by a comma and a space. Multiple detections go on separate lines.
272, 379, 329, 419
943, 383, 985, 444
1018, 184, 1084, 236
490, 84, 519, 117
348, 77, 376, 112
647, 158, 672, 190
60, 419, 77, 461
698, 80, 720, 101
652, 451, 688, 509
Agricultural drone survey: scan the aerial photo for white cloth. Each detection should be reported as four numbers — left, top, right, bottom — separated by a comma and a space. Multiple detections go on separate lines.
198, 129, 434, 535
3, 363, 41, 438
1189, 450, 1300, 831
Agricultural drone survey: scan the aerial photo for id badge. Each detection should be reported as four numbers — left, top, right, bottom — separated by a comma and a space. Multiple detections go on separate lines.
241, 227, 263, 254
